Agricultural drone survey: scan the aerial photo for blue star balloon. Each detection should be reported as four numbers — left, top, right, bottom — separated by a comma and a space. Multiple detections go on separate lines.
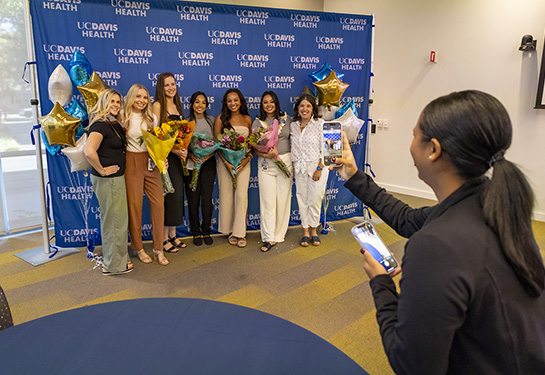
64, 98, 89, 128
69, 49, 93, 86
308, 62, 344, 82
335, 99, 358, 119
41, 129, 62, 156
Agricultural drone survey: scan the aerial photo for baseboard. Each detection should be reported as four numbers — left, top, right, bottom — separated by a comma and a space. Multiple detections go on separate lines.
378, 182, 545, 223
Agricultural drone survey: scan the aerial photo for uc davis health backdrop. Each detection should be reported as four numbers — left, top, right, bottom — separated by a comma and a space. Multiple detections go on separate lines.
30, 0, 372, 247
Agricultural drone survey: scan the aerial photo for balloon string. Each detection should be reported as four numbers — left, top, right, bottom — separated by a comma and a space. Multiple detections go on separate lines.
364, 163, 376, 178
47, 235, 59, 258
30, 124, 41, 146
45, 181, 53, 223
22, 61, 37, 84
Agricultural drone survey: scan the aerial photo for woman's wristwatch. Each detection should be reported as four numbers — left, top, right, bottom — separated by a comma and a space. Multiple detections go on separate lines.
316, 166, 323, 171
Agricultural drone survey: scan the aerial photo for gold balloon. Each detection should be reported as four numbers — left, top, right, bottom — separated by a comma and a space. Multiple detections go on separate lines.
39, 102, 81, 147
312, 70, 349, 107
77, 72, 108, 111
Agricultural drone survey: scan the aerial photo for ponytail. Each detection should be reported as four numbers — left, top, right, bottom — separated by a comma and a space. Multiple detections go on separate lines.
483, 158, 544, 297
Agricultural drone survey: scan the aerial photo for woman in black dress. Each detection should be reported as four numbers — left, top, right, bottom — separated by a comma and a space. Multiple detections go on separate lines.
152, 72, 188, 253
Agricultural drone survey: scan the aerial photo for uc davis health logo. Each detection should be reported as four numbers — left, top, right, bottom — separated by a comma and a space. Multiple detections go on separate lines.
208, 30, 242, 46
237, 54, 268, 68
78, 22, 118, 39
291, 13, 320, 28
111, 0, 150, 17
178, 5, 212, 21
43, 0, 80, 12
339, 57, 365, 71
290, 56, 319, 70
96, 71, 121, 87
114, 48, 152, 64
146, 26, 183, 43
264, 33, 295, 48
43, 45, 85, 61
264, 75, 295, 89
178, 51, 214, 67
237, 9, 269, 25
340, 17, 367, 31
208, 74, 242, 89
148, 72, 184, 86
315, 36, 343, 50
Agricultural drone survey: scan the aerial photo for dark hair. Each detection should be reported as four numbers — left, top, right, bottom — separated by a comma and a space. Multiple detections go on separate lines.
219, 89, 248, 132
419, 90, 544, 297
188, 91, 214, 128
154, 72, 184, 124
258, 91, 284, 121
293, 94, 319, 122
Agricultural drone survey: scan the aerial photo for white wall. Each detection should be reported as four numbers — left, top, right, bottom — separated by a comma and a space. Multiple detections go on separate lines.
194, 0, 545, 220
323, 0, 545, 220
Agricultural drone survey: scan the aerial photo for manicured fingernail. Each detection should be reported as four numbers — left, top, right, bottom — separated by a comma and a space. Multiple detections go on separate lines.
360, 249, 366, 255
332, 158, 336, 162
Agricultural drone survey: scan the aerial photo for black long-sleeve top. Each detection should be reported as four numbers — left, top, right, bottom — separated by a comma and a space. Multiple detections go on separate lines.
345, 170, 545, 375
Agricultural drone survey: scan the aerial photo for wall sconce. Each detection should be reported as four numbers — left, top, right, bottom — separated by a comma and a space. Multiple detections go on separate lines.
519, 34, 537, 51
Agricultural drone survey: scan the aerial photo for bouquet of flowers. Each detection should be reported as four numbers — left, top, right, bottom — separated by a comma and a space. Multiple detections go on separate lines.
218, 128, 248, 189
161, 120, 195, 176
141, 125, 177, 194
247, 119, 291, 178
188, 132, 221, 191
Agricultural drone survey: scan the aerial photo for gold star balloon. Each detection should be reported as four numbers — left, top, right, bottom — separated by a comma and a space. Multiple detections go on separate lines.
39, 102, 81, 147
312, 70, 349, 107
77, 72, 108, 111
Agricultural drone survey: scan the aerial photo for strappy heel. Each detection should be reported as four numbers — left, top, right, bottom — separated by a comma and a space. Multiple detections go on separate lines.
153, 250, 169, 266
137, 249, 152, 264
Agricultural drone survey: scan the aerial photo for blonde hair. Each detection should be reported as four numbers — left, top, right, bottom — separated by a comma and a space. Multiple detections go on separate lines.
89, 88, 123, 124
123, 84, 155, 130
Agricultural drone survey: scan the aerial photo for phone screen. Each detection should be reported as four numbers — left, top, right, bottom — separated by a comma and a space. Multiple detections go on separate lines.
323, 122, 342, 166
351, 222, 399, 273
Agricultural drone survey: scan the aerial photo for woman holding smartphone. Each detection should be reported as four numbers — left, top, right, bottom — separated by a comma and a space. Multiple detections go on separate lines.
185, 91, 216, 246
123, 84, 168, 265
252, 91, 293, 252
152, 72, 187, 253
333, 90, 545, 373
290, 94, 328, 247
84, 89, 132, 275
214, 89, 252, 248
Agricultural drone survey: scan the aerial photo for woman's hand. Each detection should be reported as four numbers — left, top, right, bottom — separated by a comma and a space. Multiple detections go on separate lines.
330, 131, 358, 181
189, 153, 200, 164
171, 147, 188, 159
263, 146, 279, 159
312, 169, 322, 181
236, 154, 252, 173
360, 249, 389, 279
101, 165, 120, 176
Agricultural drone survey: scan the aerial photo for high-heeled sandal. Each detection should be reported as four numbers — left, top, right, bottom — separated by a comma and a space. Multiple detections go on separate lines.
153, 250, 169, 266
168, 236, 187, 249
163, 239, 179, 253
137, 249, 152, 264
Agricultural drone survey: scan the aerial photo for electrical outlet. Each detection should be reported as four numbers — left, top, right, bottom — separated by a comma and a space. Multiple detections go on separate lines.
377, 119, 383, 128
383, 119, 389, 129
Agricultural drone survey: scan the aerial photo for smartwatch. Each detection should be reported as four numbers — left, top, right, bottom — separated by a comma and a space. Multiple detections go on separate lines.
316, 166, 323, 171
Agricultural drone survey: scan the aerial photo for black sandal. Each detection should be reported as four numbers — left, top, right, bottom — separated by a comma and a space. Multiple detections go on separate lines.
260, 242, 276, 252
300, 236, 310, 247
163, 239, 179, 253
168, 236, 187, 249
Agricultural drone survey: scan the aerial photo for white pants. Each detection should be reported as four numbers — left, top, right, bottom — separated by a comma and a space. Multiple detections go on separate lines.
294, 160, 329, 228
258, 153, 293, 243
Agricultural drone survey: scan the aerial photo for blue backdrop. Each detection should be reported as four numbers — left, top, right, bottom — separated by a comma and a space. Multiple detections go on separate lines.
30, 0, 373, 247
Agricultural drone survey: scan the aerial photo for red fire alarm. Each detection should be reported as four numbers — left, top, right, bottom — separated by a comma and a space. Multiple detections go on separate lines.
430, 51, 437, 63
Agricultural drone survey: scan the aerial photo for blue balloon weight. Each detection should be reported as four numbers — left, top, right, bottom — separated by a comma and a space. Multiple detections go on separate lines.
41, 129, 62, 155
335, 100, 358, 119
64, 98, 89, 128
309, 62, 344, 82
69, 50, 93, 86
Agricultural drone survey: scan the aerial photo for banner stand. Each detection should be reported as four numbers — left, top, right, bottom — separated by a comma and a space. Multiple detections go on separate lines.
15, 0, 79, 266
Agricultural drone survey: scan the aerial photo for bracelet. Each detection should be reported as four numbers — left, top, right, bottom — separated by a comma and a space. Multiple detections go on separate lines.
316, 166, 323, 171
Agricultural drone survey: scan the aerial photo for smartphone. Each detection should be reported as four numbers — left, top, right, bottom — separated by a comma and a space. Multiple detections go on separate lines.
322, 121, 343, 166
351, 221, 399, 274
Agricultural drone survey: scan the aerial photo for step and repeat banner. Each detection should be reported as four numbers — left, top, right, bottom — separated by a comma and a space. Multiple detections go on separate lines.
29, 0, 373, 247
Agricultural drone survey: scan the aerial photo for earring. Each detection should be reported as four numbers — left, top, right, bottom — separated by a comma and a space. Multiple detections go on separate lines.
428, 155, 432, 159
